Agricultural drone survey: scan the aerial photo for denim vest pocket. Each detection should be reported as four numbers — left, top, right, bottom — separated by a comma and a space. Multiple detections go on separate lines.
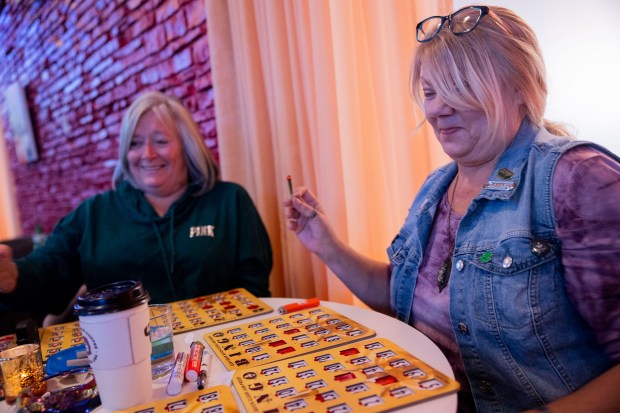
465, 236, 560, 330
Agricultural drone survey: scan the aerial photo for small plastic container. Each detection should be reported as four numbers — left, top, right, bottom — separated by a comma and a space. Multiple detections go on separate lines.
16, 368, 100, 413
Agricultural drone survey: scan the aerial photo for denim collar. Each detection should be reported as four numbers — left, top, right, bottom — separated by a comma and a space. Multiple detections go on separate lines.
479, 119, 537, 200
419, 119, 537, 214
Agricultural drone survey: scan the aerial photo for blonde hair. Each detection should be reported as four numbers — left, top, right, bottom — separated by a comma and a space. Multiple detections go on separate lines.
112, 91, 219, 194
411, 6, 570, 142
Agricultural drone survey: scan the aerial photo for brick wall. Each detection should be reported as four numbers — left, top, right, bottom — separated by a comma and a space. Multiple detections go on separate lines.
0, 0, 216, 235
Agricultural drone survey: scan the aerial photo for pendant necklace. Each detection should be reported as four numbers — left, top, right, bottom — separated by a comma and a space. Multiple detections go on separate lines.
437, 175, 458, 293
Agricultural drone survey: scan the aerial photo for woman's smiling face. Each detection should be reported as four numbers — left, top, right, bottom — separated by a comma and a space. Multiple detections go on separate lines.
421, 69, 522, 167
127, 109, 189, 199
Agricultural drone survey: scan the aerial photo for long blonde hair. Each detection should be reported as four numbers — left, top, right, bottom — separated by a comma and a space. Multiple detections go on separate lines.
411, 6, 570, 142
112, 91, 219, 194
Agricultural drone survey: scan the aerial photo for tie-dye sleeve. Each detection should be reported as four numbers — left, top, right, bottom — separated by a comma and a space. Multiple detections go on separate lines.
553, 145, 620, 362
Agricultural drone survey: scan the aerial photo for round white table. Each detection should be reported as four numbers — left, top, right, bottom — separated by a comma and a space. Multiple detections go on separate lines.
160, 297, 458, 413
0, 298, 458, 413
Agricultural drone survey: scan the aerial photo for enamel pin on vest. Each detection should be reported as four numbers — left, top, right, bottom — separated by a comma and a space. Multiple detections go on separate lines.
483, 181, 516, 191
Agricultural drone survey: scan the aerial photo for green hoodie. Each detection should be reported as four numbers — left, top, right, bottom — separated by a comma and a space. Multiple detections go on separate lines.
13, 181, 272, 314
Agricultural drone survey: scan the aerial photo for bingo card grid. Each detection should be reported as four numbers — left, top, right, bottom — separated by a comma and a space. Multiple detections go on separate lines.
39, 322, 85, 362
168, 288, 272, 334
205, 306, 376, 370
233, 337, 460, 413
112, 385, 239, 413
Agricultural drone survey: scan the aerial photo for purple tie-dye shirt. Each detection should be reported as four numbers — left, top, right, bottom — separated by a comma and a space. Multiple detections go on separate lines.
411, 146, 620, 412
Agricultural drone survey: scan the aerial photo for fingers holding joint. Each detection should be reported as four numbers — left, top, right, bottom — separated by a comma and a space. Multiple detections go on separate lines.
308, 208, 318, 220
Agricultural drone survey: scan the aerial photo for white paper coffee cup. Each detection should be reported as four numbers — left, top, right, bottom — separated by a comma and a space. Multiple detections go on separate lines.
74, 280, 152, 411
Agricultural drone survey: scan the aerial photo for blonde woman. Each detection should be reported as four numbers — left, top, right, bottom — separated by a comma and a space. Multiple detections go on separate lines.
285, 6, 620, 412
1, 91, 272, 317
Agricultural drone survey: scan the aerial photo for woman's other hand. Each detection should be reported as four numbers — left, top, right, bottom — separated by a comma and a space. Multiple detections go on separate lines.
0, 244, 18, 294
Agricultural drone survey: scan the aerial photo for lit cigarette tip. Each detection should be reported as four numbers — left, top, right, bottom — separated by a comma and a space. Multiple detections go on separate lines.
287, 175, 293, 196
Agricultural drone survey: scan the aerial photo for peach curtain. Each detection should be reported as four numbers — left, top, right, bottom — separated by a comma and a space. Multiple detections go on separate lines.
204, 0, 451, 304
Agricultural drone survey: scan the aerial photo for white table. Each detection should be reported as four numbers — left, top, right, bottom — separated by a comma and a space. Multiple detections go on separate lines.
1, 298, 457, 412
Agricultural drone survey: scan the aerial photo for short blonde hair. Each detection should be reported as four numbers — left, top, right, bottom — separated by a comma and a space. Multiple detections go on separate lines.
112, 91, 219, 194
411, 6, 570, 142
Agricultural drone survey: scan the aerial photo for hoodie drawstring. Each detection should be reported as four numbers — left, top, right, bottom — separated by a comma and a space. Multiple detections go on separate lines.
169, 208, 176, 276
153, 209, 177, 300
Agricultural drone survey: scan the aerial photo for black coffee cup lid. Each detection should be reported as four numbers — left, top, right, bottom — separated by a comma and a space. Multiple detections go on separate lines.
74, 280, 150, 316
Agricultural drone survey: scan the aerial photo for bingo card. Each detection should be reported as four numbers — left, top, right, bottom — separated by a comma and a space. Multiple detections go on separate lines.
38, 288, 272, 362
113, 385, 239, 413
233, 337, 460, 413
0, 333, 16, 353
39, 322, 85, 362
168, 288, 272, 334
205, 306, 376, 370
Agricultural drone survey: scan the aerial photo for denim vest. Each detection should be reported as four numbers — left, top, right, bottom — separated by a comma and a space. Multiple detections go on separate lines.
388, 121, 616, 412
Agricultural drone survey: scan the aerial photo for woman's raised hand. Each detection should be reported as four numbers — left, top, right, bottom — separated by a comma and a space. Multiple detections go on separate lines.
283, 187, 341, 260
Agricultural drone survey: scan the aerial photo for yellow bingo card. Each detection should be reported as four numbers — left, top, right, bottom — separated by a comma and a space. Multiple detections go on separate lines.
39, 322, 84, 362
113, 385, 239, 413
233, 337, 460, 413
205, 306, 376, 370
169, 288, 273, 334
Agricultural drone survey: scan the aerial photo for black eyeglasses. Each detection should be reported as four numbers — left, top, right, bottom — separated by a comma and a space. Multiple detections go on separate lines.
416, 6, 489, 43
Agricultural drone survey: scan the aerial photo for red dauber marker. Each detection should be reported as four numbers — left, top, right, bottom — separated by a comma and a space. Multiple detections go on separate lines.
277, 297, 320, 315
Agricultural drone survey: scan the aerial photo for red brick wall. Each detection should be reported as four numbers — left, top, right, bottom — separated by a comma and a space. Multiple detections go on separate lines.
0, 0, 216, 235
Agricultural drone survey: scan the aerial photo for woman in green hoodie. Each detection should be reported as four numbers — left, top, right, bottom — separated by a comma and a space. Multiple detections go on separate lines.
0, 91, 272, 316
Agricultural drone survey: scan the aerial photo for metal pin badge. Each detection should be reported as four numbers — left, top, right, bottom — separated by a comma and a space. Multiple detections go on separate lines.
497, 168, 514, 180
483, 181, 516, 191
479, 251, 493, 263
531, 238, 550, 256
